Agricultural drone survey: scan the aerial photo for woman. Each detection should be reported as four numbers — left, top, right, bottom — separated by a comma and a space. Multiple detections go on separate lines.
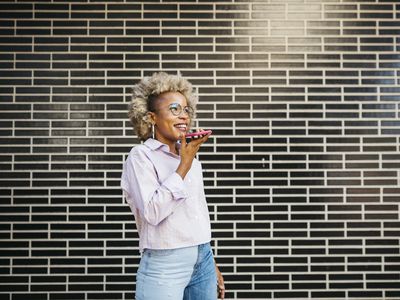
121, 72, 225, 300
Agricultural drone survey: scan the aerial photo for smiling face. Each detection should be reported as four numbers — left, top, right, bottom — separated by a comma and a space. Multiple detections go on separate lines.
148, 91, 192, 147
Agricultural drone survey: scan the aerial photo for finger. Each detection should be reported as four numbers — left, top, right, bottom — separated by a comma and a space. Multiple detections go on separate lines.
192, 128, 206, 139
197, 130, 211, 142
190, 134, 208, 147
180, 132, 186, 147
199, 131, 210, 143
198, 128, 210, 139
219, 286, 225, 299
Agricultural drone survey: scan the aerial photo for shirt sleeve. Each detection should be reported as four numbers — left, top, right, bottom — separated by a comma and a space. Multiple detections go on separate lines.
121, 150, 189, 226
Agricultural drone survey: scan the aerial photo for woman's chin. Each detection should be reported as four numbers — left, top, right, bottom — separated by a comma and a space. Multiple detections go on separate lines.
174, 130, 186, 140
165, 134, 180, 142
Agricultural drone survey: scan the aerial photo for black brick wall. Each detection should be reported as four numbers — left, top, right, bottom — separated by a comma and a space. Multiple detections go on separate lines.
1, 1, 399, 299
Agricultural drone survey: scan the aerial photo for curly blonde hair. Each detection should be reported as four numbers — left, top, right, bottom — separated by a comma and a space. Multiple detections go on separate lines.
128, 72, 198, 141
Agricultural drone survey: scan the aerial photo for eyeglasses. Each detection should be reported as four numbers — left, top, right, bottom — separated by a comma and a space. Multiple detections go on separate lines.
156, 103, 194, 118
169, 103, 194, 117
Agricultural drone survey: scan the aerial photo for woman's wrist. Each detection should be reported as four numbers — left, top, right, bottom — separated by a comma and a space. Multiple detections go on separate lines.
176, 161, 191, 179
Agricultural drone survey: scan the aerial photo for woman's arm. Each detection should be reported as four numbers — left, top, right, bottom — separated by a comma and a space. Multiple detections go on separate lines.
122, 150, 189, 226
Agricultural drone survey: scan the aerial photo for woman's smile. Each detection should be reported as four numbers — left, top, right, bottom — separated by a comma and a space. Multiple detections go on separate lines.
174, 122, 188, 133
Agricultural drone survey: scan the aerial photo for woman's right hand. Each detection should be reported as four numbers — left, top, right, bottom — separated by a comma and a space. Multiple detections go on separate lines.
176, 129, 211, 179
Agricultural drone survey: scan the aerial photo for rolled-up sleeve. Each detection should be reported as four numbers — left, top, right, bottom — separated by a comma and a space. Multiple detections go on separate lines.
121, 150, 189, 226
162, 171, 189, 200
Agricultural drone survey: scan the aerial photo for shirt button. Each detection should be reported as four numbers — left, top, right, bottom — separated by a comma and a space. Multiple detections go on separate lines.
188, 178, 192, 183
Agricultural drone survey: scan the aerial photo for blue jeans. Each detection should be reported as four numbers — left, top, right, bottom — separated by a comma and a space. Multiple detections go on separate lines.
135, 242, 217, 300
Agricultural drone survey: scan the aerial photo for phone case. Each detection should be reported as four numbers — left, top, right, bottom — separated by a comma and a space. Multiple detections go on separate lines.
185, 130, 212, 137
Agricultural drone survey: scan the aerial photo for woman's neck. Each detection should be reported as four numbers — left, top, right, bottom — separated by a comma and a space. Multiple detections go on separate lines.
154, 136, 179, 155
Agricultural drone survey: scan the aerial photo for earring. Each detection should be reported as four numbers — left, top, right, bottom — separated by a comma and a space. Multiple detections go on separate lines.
152, 123, 155, 139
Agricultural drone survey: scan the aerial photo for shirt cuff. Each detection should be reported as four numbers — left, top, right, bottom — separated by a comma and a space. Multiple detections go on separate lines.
162, 172, 189, 200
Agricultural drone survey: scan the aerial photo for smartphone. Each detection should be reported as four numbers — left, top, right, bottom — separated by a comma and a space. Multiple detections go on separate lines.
185, 130, 212, 138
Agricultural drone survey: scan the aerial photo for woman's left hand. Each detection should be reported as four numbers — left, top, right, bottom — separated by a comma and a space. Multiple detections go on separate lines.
215, 263, 225, 299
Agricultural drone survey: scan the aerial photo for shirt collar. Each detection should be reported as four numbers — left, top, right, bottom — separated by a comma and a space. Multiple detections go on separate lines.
144, 138, 165, 150
144, 138, 181, 155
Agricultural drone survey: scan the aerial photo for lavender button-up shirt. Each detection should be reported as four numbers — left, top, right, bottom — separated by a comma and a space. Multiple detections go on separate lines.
121, 138, 212, 252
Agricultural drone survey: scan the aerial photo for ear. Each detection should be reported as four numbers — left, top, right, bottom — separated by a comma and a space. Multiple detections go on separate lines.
147, 111, 156, 125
